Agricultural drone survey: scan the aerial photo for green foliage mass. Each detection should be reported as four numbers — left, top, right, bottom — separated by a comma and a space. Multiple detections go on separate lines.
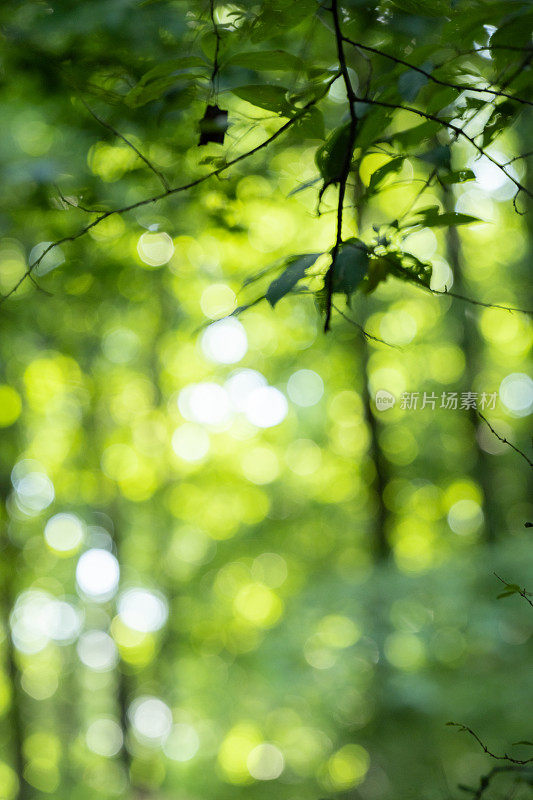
0, 1, 531, 799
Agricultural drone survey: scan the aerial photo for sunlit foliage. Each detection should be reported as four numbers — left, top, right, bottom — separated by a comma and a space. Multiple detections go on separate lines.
0, 1, 532, 799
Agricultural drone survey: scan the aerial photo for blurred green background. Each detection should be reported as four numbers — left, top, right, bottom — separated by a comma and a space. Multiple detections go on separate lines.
0, 1, 532, 798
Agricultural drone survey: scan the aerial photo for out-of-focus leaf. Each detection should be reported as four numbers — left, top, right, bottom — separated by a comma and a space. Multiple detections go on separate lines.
126, 56, 205, 107
332, 239, 369, 293
406, 208, 484, 228
360, 257, 390, 294
482, 101, 517, 147
315, 123, 354, 184
266, 253, 321, 306
251, 0, 317, 40
398, 65, 430, 101
440, 169, 475, 184
391, 120, 441, 148
231, 84, 292, 114
368, 157, 405, 194
285, 107, 325, 143
386, 250, 432, 287
354, 105, 393, 151
287, 177, 321, 197
419, 145, 451, 169
389, 0, 449, 15
225, 49, 304, 72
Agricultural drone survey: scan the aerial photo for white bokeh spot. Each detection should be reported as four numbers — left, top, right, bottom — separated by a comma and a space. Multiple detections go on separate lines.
76, 549, 120, 602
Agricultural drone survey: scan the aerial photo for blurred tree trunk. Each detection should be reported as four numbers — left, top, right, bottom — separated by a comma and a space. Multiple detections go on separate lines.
0, 471, 30, 799
354, 173, 391, 561
442, 185, 497, 543
361, 345, 391, 561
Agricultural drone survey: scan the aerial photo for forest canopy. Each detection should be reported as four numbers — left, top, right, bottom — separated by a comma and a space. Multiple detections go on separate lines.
0, 1, 532, 799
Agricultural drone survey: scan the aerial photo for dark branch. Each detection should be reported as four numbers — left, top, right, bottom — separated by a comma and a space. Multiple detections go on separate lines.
343, 37, 533, 108
209, 0, 221, 92
448, 723, 533, 765
324, 0, 359, 332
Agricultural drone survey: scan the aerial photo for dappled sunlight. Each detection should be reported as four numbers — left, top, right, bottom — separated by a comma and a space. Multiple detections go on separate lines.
0, 1, 531, 797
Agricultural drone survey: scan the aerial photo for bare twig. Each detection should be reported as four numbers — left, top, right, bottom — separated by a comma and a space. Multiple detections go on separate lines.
447, 723, 533, 766
477, 412, 533, 468
353, 94, 533, 202
503, 150, 533, 166
429, 287, 533, 316
80, 98, 170, 191
343, 36, 533, 108
331, 303, 399, 348
1, 77, 339, 305
465, 766, 532, 800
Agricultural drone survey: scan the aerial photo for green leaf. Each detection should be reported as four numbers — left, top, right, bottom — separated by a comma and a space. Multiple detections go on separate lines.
354, 105, 393, 152
398, 65, 430, 102
266, 253, 321, 306
391, 120, 441, 148
418, 145, 451, 169
368, 157, 405, 194
225, 50, 304, 72
126, 57, 205, 107
360, 257, 390, 294
389, 0, 449, 15
231, 84, 292, 114
286, 107, 325, 143
513, 741, 533, 747
251, 0, 317, 40
482, 101, 517, 148
315, 123, 355, 184
440, 169, 476, 185
287, 177, 321, 197
332, 240, 369, 294
385, 251, 432, 288
409, 209, 484, 228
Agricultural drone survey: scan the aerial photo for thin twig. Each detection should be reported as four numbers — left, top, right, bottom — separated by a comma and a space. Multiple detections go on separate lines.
503, 150, 533, 166
80, 98, 170, 191
343, 37, 533, 108
381, 256, 532, 316
353, 94, 533, 201
494, 573, 533, 609
1, 76, 339, 305
477, 412, 533, 468
332, 303, 399, 348
467, 766, 532, 800
447, 723, 533, 766
54, 185, 104, 214
429, 287, 533, 316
